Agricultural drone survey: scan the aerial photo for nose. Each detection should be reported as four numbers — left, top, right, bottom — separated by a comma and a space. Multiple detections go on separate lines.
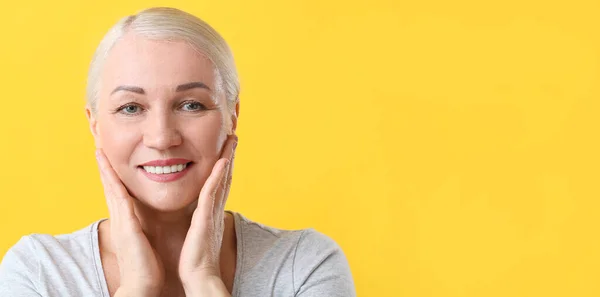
142, 109, 183, 150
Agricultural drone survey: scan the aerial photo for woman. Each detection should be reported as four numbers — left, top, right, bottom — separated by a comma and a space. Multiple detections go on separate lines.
0, 7, 355, 297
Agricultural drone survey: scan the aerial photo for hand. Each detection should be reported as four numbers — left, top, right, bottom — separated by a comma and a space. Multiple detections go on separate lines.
179, 134, 238, 294
95, 149, 165, 297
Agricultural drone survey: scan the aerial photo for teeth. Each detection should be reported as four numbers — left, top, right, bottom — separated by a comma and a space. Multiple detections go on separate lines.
143, 163, 187, 175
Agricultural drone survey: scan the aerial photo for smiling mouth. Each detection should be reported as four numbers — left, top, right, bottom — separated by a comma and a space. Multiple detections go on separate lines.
138, 162, 193, 174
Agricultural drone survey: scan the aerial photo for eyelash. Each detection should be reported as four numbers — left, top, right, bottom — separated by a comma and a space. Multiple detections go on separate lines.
113, 100, 208, 116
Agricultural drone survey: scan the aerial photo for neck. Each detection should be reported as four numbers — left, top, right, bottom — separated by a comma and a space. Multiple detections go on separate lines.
132, 200, 198, 271
98, 202, 237, 294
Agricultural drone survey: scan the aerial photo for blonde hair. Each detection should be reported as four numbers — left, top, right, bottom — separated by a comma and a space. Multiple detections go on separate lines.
86, 7, 239, 130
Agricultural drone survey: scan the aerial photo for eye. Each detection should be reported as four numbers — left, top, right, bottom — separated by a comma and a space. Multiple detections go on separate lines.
180, 101, 206, 112
116, 104, 143, 115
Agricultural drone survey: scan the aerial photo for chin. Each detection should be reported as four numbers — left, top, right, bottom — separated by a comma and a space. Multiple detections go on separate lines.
131, 187, 201, 213
123, 165, 208, 213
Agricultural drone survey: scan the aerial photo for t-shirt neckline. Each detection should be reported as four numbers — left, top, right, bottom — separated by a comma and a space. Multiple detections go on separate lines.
89, 210, 243, 297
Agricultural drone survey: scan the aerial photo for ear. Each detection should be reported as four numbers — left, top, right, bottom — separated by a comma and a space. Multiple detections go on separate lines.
230, 101, 240, 134
85, 105, 101, 148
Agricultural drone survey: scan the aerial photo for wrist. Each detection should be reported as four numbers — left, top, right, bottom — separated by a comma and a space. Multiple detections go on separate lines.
114, 286, 161, 297
182, 275, 230, 297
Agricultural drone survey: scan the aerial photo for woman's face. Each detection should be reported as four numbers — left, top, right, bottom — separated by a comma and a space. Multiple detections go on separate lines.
87, 32, 234, 212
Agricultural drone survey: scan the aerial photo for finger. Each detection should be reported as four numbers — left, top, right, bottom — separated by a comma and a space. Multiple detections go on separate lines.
189, 136, 236, 235
193, 158, 229, 229
95, 149, 139, 231
199, 135, 237, 212
96, 149, 130, 205
95, 150, 119, 213
220, 148, 235, 212
217, 135, 237, 210
189, 158, 228, 239
219, 134, 238, 161
216, 157, 232, 217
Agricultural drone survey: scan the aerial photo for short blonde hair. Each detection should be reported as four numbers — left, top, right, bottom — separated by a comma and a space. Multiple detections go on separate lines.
86, 7, 239, 130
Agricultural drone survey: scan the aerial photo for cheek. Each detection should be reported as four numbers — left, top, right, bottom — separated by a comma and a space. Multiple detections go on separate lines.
182, 118, 227, 198
185, 115, 228, 159
98, 121, 139, 167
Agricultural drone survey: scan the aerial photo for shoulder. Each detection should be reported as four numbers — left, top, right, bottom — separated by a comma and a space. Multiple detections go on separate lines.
232, 211, 310, 267
232, 212, 355, 296
292, 229, 356, 296
0, 235, 39, 276
0, 221, 103, 295
294, 228, 342, 257
0, 235, 40, 295
1, 220, 99, 269
13, 221, 98, 262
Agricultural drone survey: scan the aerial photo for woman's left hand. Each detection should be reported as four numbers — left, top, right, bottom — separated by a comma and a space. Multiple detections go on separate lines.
179, 134, 237, 296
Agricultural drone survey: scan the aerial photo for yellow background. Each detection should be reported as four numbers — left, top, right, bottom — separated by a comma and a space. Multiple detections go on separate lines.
1, 0, 599, 296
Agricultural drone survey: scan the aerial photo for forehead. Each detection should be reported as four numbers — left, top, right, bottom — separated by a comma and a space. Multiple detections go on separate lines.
101, 32, 216, 93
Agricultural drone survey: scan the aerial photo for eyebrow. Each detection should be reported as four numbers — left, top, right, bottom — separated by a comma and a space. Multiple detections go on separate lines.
111, 85, 145, 95
176, 82, 211, 92
111, 81, 211, 95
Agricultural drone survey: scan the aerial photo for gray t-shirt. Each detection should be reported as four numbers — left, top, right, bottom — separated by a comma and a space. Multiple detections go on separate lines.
0, 211, 355, 297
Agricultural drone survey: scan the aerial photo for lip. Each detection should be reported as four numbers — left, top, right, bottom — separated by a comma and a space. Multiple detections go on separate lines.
137, 158, 194, 183
139, 158, 192, 166
138, 162, 193, 183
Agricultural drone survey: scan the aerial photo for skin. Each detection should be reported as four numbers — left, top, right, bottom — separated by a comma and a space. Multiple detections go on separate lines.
86, 31, 239, 297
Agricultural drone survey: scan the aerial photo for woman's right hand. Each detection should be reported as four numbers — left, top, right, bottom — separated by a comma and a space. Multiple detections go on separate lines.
96, 149, 165, 297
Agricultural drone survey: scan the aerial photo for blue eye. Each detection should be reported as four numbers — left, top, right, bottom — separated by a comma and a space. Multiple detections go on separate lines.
181, 101, 205, 112
119, 104, 141, 115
